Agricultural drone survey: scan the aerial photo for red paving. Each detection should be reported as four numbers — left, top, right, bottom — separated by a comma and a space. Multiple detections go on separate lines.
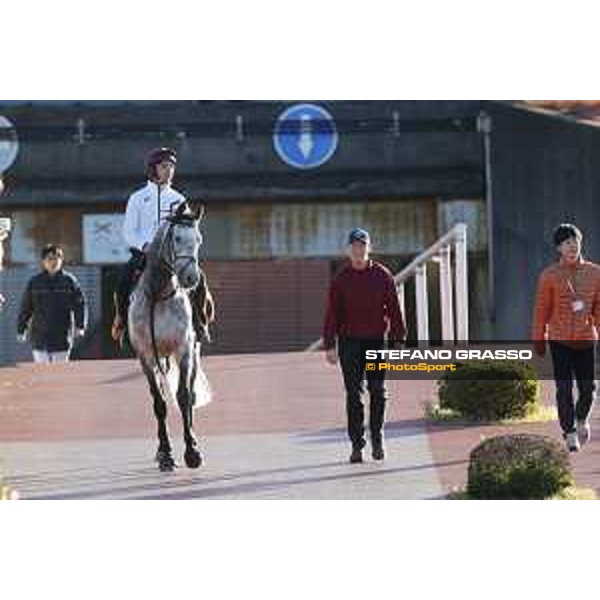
0, 353, 431, 441
1, 352, 599, 497
426, 380, 600, 495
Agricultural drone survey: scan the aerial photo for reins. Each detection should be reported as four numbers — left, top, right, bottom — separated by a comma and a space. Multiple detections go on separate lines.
148, 216, 200, 376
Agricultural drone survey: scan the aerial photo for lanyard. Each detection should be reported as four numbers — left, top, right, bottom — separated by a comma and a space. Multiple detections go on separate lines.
564, 267, 583, 299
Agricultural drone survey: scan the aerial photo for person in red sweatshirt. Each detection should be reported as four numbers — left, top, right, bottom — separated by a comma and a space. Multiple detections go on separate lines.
323, 227, 406, 463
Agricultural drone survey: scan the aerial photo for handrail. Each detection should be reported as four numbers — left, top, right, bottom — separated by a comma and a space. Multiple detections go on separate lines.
394, 223, 467, 284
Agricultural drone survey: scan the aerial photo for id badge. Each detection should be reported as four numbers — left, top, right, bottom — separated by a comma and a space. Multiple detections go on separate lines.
572, 300, 585, 313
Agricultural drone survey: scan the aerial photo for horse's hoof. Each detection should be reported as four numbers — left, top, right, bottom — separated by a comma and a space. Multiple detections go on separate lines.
155, 450, 177, 472
184, 448, 203, 469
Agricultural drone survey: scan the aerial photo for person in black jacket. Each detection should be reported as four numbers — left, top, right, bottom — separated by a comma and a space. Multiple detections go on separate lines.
17, 244, 87, 363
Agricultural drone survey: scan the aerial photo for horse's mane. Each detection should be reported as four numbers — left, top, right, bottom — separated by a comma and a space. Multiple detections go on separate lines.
145, 222, 170, 269
142, 222, 173, 295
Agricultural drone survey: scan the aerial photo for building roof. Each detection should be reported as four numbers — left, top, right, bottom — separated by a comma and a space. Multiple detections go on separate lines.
523, 100, 600, 125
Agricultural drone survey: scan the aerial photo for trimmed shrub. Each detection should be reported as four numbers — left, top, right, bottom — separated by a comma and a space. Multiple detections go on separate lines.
437, 360, 540, 421
468, 434, 573, 499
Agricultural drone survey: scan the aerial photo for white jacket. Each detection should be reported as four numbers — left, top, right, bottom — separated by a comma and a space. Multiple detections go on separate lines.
122, 181, 186, 251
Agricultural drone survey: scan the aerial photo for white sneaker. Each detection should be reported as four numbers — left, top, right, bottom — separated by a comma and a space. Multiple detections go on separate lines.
566, 432, 581, 452
577, 420, 591, 446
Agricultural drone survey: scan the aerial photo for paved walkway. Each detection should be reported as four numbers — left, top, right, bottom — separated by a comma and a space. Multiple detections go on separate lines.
0, 431, 442, 499
1, 352, 598, 499
0, 354, 442, 499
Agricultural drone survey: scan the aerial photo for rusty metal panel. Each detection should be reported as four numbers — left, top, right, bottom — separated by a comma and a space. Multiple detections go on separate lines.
8, 208, 83, 265
230, 204, 273, 258
3, 200, 487, 267
226, 200, 439, 259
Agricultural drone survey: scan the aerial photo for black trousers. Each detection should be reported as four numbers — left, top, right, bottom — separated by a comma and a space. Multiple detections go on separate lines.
338, 337, 387, 449
549, 341, 596, 435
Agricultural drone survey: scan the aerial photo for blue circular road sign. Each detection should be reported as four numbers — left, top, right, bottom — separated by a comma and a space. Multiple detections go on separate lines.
273, 103, 338, 169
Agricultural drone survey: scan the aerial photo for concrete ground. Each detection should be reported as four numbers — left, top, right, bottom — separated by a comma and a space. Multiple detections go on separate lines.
0, 352, 597, 499
0, 353, 442, 499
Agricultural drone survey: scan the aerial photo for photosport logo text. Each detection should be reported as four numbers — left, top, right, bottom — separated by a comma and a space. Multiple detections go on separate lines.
366, 362, 458, 373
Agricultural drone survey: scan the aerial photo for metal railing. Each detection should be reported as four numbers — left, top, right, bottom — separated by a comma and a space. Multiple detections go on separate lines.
394, 222, 468, 344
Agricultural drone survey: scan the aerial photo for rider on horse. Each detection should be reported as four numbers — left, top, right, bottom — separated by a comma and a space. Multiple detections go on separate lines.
111, 147, 214, 344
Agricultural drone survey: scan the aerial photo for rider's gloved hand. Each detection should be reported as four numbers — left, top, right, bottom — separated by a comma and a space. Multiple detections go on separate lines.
131, 248, 147, 271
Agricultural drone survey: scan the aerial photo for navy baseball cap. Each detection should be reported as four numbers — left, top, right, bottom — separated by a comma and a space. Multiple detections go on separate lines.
348, 227, 371, 244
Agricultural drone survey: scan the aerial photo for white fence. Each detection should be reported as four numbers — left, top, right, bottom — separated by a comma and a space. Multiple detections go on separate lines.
395, 223, 468, 344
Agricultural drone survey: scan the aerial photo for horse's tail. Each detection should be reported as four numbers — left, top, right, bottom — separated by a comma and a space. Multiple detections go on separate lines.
192, 343, 212, 408
153, 346, 212, 409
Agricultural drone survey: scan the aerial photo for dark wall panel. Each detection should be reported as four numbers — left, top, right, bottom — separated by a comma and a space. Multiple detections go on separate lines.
0, 100, 484, 206
489, 103, 600, 339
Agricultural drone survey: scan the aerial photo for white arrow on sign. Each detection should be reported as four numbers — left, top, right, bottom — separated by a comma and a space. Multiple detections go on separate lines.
298, 113, 314, 159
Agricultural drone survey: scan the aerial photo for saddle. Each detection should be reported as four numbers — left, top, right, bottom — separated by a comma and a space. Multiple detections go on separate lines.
113, 252, 215, 345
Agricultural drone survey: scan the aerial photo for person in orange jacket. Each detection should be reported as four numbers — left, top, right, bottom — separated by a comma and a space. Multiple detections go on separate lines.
532, 224, 600, 452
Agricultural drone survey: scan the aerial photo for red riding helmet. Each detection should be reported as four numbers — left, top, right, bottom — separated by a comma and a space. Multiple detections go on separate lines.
145, 147, 177, 180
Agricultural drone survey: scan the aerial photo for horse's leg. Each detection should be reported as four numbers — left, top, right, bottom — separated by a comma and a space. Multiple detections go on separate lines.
177, 349, 202, 469
141, 359, 176, 472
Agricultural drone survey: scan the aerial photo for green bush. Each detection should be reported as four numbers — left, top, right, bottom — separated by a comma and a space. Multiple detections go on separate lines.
437, 360, 540, 421
468, 434, 573, 499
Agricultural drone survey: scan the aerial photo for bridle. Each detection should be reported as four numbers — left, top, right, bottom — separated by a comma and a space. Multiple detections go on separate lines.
151, 216, 200, 302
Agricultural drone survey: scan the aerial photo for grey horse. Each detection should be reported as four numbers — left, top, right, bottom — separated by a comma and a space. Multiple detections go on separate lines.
128, 203, 212, 472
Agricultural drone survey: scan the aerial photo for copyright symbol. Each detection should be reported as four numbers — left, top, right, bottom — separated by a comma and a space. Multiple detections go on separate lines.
366, 363, 376, 371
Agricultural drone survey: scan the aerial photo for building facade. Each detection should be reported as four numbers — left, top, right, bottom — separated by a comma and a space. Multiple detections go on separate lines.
0, 100, 492, 364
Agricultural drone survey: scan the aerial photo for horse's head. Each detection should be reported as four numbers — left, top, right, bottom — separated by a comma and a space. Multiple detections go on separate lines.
165, 203, 204, 290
